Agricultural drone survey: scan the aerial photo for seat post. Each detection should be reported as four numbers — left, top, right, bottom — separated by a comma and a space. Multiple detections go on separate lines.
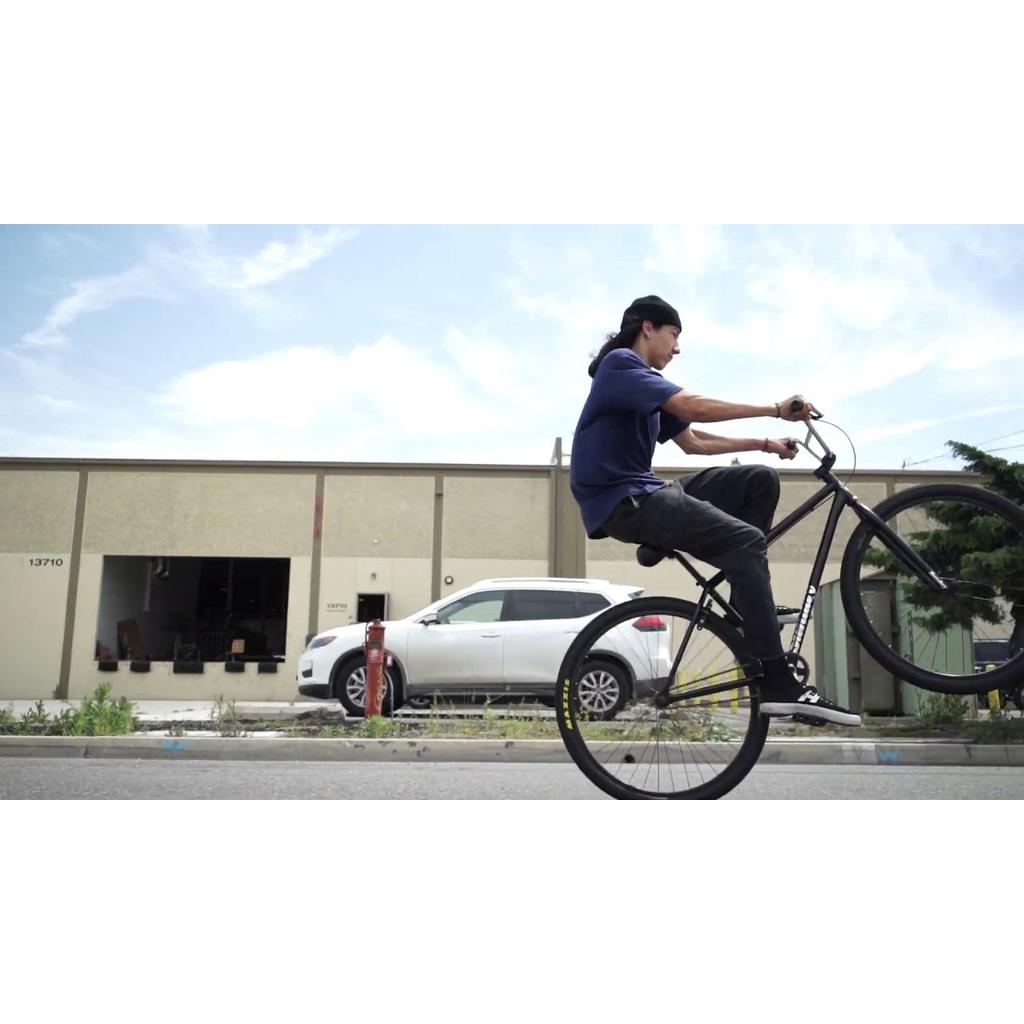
635, 545, 743, 630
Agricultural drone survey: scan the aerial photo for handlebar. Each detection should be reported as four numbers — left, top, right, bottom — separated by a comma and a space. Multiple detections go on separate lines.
782, 399, 834, 472
789, 399, 823, 421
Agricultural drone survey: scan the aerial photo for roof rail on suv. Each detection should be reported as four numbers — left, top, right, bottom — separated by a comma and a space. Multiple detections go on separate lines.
480, 577, 610, 585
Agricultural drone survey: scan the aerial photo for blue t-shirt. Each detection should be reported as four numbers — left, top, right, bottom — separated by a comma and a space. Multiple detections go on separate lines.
570, 349, 690, 539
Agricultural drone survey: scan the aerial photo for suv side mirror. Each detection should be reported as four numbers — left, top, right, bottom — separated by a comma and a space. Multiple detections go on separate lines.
418, 614, 440, 626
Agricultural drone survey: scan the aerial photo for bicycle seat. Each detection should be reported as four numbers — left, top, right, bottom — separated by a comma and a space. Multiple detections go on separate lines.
636, 545, 673, 567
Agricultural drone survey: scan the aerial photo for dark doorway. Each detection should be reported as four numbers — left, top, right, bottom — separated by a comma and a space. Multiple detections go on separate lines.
357, 593, 388, 622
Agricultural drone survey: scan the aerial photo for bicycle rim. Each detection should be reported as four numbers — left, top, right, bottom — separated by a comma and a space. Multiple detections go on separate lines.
841, 484, 1024, 693
556, 597, 768, 799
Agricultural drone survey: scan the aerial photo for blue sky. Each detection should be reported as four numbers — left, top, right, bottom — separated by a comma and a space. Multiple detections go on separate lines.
2, 224, 1023, 471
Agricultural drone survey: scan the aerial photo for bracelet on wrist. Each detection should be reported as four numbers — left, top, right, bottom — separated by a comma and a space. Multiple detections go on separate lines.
775, 402, 781, 418
761, 438, 770, 453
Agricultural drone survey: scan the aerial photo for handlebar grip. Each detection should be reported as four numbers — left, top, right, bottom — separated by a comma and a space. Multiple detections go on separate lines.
789, 399, 823, 421
785, 439, 798, 452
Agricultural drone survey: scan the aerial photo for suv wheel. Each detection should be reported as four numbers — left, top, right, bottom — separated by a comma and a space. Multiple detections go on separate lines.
335, 656, 401, 716
576, 658, 629, 720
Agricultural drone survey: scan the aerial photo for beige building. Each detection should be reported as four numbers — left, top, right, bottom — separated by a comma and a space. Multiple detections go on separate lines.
0, 449, 968, 705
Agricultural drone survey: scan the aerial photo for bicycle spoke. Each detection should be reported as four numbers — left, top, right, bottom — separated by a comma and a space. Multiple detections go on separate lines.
847, 486, 1024, 689
558, 598, 767, 798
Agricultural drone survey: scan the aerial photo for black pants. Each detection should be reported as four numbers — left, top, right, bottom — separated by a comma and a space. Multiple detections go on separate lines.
601, 465, 784, 660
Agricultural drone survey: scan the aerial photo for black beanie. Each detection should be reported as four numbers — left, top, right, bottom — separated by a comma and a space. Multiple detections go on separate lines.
621, 295, 681, 331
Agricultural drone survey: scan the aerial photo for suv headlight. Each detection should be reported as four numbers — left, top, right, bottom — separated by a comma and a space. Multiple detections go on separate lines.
306, 636, 337, 651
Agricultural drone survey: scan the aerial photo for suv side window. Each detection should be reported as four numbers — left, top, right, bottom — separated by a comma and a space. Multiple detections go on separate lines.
435, 591, 507, 624
576, 592, 611, 617
503, 590, 599, 622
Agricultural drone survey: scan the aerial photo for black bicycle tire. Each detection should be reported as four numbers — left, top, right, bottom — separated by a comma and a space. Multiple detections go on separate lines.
840, 483, 1024, 694
556, 596, 768, 800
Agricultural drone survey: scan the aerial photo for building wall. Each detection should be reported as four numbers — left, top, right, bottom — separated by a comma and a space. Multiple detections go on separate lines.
319, 473, 436, 628
439, 474, 550, 602
0, 458, 976, 703
82, 470, 315, 556
0, 470, 80, 699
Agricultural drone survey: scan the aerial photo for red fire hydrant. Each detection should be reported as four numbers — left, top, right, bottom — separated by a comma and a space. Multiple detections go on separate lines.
363, 619, 386, 719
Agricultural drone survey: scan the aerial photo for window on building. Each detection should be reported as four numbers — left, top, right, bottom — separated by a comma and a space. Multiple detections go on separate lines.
95, 556, 290, 662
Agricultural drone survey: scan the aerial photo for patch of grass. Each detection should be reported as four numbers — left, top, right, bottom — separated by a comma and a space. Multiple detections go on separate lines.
354, 716, 405, 739
61, 684, 137, 736
213, 695, 246, 737
0, 686, 137, 736
965, 717, 1024, 743
918, 692, 970, 728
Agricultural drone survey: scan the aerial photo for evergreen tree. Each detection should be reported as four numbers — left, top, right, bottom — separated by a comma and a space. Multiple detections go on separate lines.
864, 441, 1024, 657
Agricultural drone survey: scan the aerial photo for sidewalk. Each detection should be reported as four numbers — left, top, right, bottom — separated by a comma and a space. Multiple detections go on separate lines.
0, 699, 330, 722
1, 698, 1022, 767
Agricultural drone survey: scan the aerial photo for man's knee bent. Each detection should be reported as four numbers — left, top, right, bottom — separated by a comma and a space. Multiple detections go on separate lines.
749, 463, 780, 495
720, 523, 768, 563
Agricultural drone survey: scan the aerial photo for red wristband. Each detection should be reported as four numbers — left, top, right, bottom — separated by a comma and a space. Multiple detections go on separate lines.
762, 438, 770, 453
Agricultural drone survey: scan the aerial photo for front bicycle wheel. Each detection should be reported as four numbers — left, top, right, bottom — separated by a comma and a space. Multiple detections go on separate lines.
840, 484, 1024, 694
556, 597, 767, 800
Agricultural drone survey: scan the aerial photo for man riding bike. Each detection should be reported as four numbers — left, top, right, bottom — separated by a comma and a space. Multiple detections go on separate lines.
569, 295, 861, 727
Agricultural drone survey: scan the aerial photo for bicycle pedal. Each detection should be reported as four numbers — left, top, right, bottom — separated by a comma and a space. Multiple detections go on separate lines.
789, 713, 828, 728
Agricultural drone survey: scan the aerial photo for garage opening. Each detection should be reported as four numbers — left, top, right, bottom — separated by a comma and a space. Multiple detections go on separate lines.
95, 556, 290, 662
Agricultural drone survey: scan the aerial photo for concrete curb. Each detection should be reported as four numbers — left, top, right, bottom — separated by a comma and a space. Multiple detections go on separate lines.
2, 735, 1024, 766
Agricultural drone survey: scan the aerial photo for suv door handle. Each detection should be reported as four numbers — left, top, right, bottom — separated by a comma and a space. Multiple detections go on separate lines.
480, 633, 500, 638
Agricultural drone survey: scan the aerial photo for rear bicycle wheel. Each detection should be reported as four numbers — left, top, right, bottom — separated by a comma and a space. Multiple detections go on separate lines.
556, 597, 767, 800
840, 484, 1024, 695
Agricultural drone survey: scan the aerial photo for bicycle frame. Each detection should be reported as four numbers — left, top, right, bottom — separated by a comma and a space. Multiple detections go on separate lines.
660, 417, 951, 707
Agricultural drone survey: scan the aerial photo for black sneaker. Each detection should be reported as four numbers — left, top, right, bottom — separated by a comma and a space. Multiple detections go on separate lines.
759, 685, 862, 726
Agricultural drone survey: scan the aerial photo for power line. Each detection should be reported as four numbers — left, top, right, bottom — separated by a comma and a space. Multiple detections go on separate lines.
974, 428, 1024, 447
903, 426, 1024, 468
904, 441, 1024, 468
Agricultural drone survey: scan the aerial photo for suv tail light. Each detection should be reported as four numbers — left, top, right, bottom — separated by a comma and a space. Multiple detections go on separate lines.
632, 615, 667, 632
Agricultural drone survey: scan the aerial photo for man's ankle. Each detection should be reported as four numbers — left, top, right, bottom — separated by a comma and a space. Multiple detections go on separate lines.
759, 655, 799, 694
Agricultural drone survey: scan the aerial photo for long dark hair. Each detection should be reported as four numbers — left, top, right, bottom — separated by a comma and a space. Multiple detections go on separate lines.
588, 316, 665, 378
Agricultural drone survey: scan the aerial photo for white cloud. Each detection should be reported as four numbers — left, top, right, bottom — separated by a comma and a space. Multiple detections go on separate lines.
508, 226, 1024, 443
237, 228, 356, 288
506, 276, 614, 340
153, 338, 512, 435
643, 225, 726, 279
166, 226, 356, 291
856, 403, 1024, 443
16, 227, 356, 354
442, 328, 532, 402
19, 266, 167, 349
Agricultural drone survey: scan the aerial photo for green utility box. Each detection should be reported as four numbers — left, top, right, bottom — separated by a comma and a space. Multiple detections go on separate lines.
815, 576, 973, 715
815, 579, 896, 713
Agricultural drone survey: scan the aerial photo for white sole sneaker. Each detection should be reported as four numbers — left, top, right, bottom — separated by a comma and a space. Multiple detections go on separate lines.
760, 699, 862, 727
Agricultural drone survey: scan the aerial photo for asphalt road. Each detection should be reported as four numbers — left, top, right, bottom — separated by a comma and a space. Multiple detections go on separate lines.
2, 758, 1024, 798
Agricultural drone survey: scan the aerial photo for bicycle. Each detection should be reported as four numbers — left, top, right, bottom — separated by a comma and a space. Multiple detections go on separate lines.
556, 402, 1024, 799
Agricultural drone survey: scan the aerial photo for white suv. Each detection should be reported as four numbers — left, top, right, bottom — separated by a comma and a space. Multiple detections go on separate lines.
297, 577, 670, 720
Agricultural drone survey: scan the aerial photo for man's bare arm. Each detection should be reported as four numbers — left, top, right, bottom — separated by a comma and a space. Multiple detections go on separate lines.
662, 390, 815, 424
673, 426, 798, 460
